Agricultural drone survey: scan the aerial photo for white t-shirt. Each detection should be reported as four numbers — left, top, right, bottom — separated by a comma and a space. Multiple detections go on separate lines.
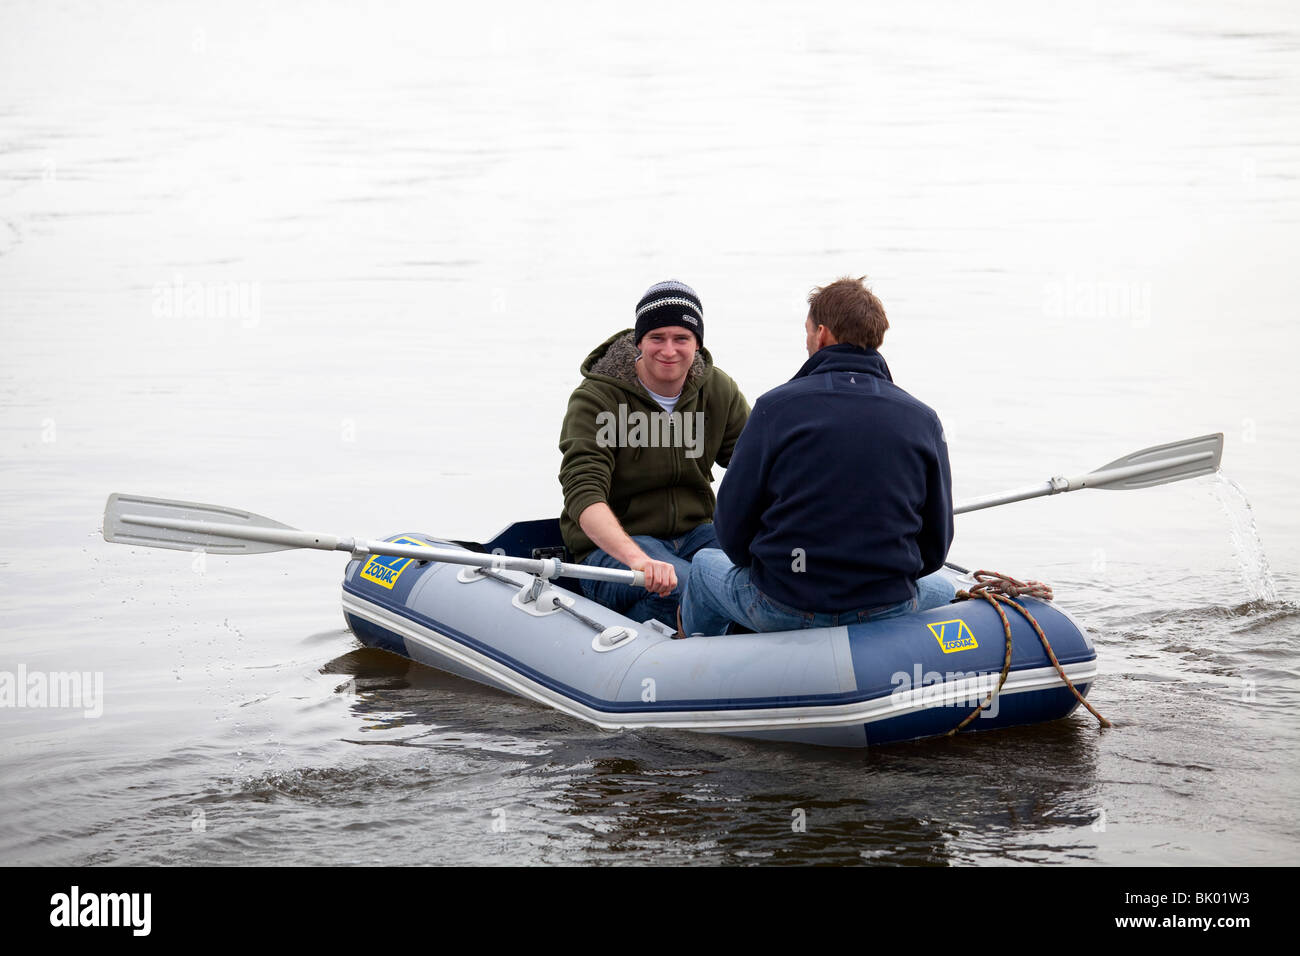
641, 382, 680, 414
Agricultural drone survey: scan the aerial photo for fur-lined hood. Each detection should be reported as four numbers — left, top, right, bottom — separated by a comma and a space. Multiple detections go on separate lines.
581, 329, 711, 397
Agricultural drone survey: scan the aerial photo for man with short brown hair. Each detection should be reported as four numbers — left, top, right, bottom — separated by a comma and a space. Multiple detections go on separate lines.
806, 275, 889, 349
679, 276, 954, 636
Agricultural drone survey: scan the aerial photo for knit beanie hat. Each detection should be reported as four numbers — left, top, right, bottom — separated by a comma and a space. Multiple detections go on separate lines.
634, 280, 703, 347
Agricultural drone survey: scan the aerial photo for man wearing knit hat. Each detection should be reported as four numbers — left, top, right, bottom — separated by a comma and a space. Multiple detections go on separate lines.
558, 280, 750, 627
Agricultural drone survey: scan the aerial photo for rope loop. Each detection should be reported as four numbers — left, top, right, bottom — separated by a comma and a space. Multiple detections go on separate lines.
948, 569, 1109, 735
965, 569, 1054, 601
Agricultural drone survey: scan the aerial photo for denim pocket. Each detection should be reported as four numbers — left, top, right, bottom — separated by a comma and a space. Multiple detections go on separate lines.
857, 596, 918, 623
751, 590, 816, 629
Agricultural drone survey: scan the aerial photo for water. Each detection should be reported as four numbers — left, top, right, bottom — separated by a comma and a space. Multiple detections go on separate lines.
1212, 473, 1279, 602
2, 0, 1298, 865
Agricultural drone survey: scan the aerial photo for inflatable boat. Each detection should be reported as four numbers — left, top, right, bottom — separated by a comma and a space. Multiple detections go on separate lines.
340, 518, 1099, 748
103, 436, 1229, 749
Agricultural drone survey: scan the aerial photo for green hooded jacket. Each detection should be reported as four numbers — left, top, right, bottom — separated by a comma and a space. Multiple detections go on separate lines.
558, 329, 750, 563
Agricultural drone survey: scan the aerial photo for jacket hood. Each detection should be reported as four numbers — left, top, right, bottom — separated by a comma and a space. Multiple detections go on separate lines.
792, 343, 893, 383
580, 329, 712, 398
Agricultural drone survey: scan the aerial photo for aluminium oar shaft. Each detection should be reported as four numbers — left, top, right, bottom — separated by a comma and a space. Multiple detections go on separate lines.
114, 512, 643, 586
954, 436, 1221, 515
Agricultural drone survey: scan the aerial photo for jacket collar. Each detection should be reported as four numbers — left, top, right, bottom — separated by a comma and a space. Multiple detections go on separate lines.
792, 343, 893, 383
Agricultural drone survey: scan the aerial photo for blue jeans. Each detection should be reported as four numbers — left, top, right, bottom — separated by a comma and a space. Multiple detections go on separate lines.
680, 548, 957, 636
580, 523, 722, 627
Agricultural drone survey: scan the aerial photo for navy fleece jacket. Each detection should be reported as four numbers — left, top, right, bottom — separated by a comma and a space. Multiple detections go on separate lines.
714, 344, 953, 613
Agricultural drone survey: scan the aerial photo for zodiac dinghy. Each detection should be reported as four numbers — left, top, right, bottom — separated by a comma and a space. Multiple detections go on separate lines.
101, 433, 1223, 749
340, 519, 1099, 748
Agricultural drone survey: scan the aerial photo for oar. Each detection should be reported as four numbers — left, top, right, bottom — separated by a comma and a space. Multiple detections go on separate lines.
954, 432, 1223, 515
101, 492, 644, 587
104, 433, 1221, 583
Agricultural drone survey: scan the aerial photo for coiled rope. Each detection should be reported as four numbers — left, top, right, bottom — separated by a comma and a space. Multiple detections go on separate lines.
947, 570, 1110, 735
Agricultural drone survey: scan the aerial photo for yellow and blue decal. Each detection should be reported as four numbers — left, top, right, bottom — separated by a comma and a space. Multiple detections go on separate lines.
928, 619, 978, 654
359, 537, 429, 590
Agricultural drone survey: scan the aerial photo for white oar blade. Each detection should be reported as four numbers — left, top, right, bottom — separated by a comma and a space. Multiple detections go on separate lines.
1090, 432, 1223, 490
103, 493, 300, 554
